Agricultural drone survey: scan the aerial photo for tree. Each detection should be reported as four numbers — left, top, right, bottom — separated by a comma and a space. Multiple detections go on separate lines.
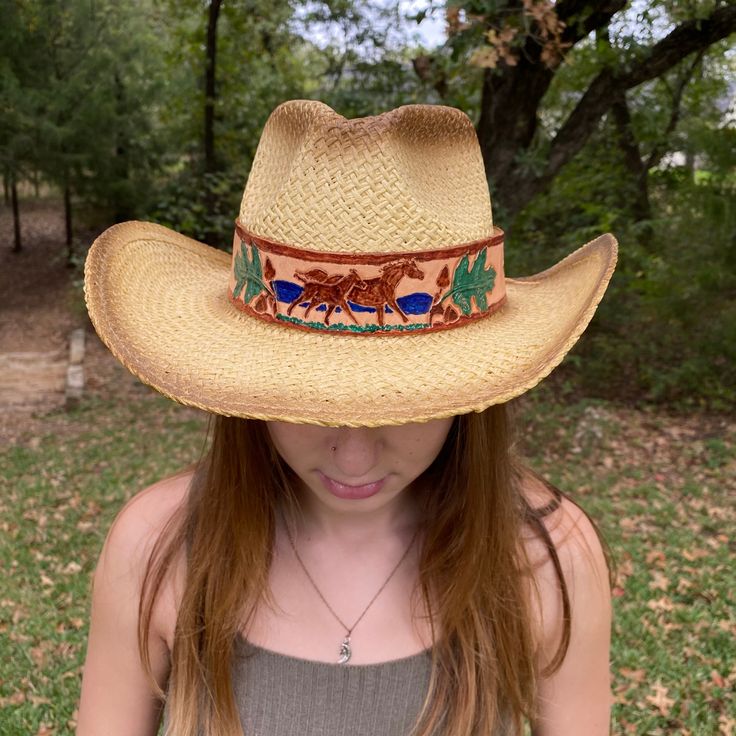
295, 1, 422, 116
0, 0, 43, 252
204, 0, 223, 176
151, 0, 316, 246
414, 1, 736, 221
0, 0, 166, 258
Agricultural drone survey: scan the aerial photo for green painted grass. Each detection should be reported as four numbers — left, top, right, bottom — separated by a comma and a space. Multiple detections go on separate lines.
1, 387, 733, 735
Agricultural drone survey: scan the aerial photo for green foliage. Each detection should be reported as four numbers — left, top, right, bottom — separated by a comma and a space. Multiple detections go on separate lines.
442, 248, 496, 314
139, 0, 317, 245
148, 169, 245, 249
232, 241, 268, 303
633, 171, 736, 408
319, 56, 427, 118
285, 1, 435, 118
0, 0, 166, 220
498, 24, 736, 410
511, 111, 736, 410
0, 395, 206, 734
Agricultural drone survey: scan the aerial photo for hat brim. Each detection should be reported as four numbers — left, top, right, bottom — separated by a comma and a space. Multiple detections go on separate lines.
84, 222, 617, 427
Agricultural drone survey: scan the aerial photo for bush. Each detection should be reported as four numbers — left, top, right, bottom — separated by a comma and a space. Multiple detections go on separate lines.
147, 168, 247, 250
510, 134, 736, 411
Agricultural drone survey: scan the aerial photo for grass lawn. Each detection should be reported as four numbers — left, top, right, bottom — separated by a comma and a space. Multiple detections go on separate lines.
1, 386, 734, 735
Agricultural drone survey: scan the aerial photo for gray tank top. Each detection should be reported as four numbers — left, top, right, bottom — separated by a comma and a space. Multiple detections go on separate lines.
164, 637, 513, 734
233, 637, 433, 735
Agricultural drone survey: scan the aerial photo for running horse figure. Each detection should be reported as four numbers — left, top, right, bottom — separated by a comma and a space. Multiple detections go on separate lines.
286, 268, 368, 326
347, 259, 425, 326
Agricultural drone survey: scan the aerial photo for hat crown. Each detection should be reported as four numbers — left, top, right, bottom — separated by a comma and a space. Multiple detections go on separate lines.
239, 101, 494, 253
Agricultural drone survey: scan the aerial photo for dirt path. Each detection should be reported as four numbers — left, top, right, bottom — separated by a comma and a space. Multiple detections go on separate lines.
0, 200, 145, 444
0, 200, 79, 352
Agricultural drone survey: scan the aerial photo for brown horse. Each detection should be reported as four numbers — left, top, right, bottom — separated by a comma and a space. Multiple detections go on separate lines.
287, 268, 367, 326
346, 259, 425, 326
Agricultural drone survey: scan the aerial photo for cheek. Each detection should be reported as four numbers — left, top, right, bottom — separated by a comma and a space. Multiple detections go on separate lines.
265, 422, 328, 470
397, 418, 454, 471
266, 423, 306, 469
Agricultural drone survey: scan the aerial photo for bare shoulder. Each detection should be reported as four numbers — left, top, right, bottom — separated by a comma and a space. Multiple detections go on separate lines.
519, 475, 614, 730
521, 471, 608, 575
100, 469, 192, 577
77, 470, 194, 733
519, 471, 611, 653
95, 469, 193, 646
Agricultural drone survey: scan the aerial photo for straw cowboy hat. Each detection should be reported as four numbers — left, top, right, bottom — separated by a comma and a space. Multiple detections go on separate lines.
84, 100, 617, 427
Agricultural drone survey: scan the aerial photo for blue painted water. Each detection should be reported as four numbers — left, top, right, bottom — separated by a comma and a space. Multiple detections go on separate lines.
272, 280, 433, 315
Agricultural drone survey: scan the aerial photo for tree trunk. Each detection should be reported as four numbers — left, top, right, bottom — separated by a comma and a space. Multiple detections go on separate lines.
477, 60, 554, 219
64, 182, 74, 266
114, 71, 133, 221
204, 0, 223, 175
4, 170, 10, 206
610, 95, 651, 225
202, 0, 223, 247
474, 0, 627, 219
11, 175, 21, 253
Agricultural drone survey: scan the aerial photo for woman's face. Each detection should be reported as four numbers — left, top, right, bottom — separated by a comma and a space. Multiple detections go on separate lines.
266, 418, 455, 516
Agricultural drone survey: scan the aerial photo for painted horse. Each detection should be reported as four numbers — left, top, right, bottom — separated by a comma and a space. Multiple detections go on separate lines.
346, 259, 425, 326
287, 268, 368, 326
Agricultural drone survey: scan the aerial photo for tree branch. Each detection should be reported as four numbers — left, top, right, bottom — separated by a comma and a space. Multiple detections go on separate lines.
477, 0, 626, 197
412, 55, 448, 99
599, 24, 650, 223
538, 5, 736, 198
556, 0, 628, 46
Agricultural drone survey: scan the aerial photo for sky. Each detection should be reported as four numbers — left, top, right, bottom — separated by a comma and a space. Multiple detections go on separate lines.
294, 1, 447, 53
401, 1, 447, 48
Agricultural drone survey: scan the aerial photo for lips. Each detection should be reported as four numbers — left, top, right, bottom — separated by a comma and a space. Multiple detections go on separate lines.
317, 471, 387, 500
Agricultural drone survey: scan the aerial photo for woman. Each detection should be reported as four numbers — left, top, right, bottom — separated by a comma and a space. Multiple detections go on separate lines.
77, 100, 616, 735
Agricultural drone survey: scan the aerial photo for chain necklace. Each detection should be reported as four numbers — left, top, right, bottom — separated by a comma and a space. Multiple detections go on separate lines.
282, 517, 418, 664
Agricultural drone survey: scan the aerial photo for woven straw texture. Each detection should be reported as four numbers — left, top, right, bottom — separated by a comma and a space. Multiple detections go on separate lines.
84, 101, 618, 426
239, 102, 493, 251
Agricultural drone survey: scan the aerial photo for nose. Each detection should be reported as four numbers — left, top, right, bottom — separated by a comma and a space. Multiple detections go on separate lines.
330, 427, 383, 480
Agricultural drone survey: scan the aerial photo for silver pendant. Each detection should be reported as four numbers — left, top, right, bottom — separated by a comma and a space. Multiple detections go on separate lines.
338, 636, 352, 664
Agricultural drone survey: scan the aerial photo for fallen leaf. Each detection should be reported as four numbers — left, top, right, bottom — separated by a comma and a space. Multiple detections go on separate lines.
711, 670, 726, 688
677, 577, 693, 593
647, 595, 674, 612
645, 550, 666, 566
28, 695, 51, 706
649, 570, 670, 592
619, 668, 646, 683
682, 548, 709, 561
1, 691, 26, 706
30, 646, 46, 667
646, 681, 675, 716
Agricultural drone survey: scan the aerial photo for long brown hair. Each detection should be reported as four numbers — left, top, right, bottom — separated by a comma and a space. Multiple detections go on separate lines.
139, 403, 589, 735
